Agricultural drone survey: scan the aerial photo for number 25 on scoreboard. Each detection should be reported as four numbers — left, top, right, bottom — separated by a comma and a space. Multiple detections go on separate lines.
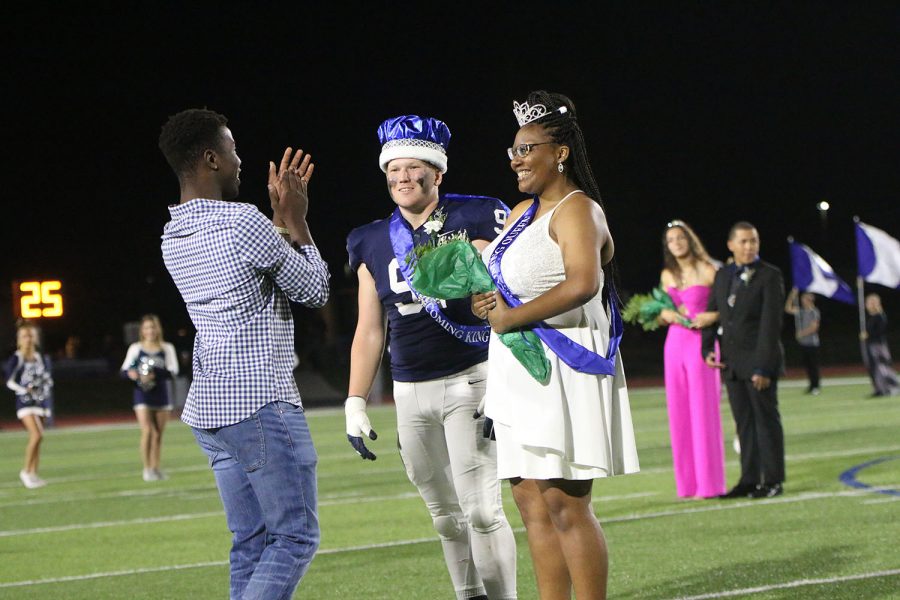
13, 280, 64, 318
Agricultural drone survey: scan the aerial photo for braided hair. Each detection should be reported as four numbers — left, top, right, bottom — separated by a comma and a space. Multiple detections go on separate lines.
523, 90, 619, 301
525, 91, 603, 209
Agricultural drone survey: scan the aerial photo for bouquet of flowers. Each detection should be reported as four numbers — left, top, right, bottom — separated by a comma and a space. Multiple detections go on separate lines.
408, 236, 551, 383
622, 287, 691, 331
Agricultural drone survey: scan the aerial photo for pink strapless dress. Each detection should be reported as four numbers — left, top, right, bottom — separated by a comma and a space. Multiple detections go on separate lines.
663, 286, 725, 498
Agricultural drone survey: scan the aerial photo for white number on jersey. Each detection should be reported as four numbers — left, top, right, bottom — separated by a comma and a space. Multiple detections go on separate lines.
388, 257, 446, 316
494, 209, 507, 235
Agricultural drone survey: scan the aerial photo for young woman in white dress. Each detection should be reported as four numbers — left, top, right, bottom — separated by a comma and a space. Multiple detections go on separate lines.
474, 91, 639, 600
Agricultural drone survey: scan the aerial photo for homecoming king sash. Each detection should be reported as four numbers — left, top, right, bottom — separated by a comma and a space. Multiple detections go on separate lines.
488, 198, 623, 375
389, 205, 491, 346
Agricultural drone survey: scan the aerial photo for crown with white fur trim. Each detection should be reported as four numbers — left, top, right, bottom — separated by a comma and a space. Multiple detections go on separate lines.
378, 115, 450, 173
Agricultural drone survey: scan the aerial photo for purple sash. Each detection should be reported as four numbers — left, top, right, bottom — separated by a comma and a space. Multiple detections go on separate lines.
487, 198, 622, 375
389, 208, 491, 346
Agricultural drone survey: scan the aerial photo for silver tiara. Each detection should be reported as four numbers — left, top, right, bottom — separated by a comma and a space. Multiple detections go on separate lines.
513, 100, 568, 127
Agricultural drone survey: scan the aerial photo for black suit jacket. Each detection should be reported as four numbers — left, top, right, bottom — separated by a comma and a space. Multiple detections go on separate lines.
702, 260, 785, 380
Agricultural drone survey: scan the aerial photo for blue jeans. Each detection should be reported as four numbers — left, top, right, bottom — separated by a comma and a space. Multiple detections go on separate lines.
192, 402, 319, 600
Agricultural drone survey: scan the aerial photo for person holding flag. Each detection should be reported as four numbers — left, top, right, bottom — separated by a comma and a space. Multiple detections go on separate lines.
784, 289, 822, 395
861, 294, 899, 396
786, 238, 855, 396
855, 221, 900, 396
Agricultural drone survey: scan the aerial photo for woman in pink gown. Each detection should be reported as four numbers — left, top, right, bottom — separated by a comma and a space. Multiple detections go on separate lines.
658, 220, 725, 498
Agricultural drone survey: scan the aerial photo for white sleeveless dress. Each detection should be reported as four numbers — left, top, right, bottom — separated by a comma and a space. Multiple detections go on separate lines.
481, 199, 640, 480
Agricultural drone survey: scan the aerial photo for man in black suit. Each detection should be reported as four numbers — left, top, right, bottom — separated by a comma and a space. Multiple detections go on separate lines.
702, 222, 785, 499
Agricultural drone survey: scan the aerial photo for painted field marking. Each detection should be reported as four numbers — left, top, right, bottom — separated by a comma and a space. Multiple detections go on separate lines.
839, 456, 900, 497
0, 561, 229, 589
0, 490, 658, 538
668, 568, 900, 599
2, 530, 897, 591
0, 488, 869, 540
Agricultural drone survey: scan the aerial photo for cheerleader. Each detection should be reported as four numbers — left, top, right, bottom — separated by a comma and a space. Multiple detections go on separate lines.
5, 322, 53, 489
121, 315, 178, 481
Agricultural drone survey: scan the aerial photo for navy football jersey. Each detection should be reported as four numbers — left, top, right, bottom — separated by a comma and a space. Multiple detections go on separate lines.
347, 194, 508, 382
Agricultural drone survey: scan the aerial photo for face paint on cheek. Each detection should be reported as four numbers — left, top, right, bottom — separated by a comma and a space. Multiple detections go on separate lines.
387, 178, 398, 189
414, 176, 426, 188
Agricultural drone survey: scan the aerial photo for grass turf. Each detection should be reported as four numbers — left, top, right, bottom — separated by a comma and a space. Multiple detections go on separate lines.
0, 380, 898, 599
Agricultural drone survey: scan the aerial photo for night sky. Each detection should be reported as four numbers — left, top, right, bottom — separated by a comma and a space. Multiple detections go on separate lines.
5, 3, 899, 364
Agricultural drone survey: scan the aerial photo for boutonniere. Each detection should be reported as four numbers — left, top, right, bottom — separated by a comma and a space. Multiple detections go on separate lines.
423, 208, 447, 236
740, 268, 756, 286
406, 207, 469, 266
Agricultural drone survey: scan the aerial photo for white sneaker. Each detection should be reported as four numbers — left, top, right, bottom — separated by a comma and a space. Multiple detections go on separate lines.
19, 470, 46, 489
153, 469, 168, 481
732, 437, 741, 455
143, 468, 158, 482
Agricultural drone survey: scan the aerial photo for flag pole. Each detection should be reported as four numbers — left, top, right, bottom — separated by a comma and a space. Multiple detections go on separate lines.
854, 216, 869, 368
787, 235, 795, 289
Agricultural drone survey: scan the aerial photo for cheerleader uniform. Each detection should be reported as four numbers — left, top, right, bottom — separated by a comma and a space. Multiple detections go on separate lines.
120, 343, 179, 410
5, 351, 54, 420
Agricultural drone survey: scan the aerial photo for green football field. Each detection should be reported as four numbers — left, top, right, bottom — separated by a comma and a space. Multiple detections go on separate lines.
1, 378, 898, 599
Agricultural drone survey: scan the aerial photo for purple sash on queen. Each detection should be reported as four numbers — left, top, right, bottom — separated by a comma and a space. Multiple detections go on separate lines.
389, 208, 491, 346
487, 198, 622, 375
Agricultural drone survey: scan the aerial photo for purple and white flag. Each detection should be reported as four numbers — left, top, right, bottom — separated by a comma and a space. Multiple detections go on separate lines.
788, 240, 855, 304
856, 221, 900, 289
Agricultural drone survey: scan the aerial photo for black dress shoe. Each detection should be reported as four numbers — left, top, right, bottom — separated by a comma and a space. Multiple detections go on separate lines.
718, 483, 756, 499
749, 483, 783, 498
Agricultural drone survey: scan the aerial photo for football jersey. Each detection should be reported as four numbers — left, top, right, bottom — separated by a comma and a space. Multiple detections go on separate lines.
348, 194, 508, 381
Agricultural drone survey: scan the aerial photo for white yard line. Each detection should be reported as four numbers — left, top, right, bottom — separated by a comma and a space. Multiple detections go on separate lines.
0, 490, 660, 537
0, 561, 229, 588
2, 442, 891, 493
668, 568, 900, 599
2, 529, 896, 592
599, 490, 872, 526
0, 511, 224, 538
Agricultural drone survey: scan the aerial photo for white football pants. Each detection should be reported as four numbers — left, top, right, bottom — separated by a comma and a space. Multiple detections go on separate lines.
393, 361, 517, 600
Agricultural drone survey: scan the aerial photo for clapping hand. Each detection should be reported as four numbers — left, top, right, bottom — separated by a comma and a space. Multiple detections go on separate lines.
268, 147, 315, 229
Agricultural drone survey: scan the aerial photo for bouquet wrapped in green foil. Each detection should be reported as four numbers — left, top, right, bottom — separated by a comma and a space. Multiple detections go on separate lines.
409, 239, 551, 383
622, 287, 691, 331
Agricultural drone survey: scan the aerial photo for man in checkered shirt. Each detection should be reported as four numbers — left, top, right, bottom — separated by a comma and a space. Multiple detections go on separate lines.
159, 108, 330, 600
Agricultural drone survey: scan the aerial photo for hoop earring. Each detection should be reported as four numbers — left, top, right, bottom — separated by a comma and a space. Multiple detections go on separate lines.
557, 162, 564, 173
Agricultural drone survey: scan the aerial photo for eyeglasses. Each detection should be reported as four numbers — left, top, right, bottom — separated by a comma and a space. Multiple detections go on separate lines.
507, 141, 554, 160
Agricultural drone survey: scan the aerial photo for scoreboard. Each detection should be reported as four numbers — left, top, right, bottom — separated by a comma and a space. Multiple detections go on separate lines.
12, 280, 64, 319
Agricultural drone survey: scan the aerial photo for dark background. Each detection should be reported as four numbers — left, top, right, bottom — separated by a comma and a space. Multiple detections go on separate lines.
3, 3, 899, 384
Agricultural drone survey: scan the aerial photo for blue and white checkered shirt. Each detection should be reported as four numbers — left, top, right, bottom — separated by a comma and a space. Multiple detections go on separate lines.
162, 198, 330, 429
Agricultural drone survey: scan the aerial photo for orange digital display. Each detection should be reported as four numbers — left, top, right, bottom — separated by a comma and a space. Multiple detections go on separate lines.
12, 280, 64, 318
